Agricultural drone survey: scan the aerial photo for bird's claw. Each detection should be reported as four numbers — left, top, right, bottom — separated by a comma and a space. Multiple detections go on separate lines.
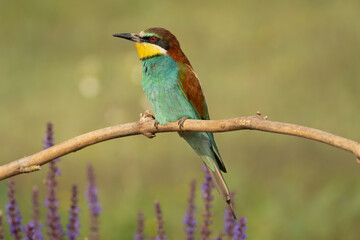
140, 110, 155, 120
178, 117, 188, 129
154, 120, 159, 129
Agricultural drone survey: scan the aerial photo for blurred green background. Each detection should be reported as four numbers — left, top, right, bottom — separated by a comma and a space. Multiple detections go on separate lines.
1, 0, 360, 239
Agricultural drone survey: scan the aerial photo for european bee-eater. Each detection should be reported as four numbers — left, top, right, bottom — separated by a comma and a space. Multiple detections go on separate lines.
113, 27, 235, 218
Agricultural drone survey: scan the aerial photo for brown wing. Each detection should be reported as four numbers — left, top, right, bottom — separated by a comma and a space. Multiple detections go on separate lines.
177, 63, 209, 120
177, 63, 226, 172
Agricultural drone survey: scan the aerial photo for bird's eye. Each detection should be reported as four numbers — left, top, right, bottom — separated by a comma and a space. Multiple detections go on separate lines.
150, 36, 157, 42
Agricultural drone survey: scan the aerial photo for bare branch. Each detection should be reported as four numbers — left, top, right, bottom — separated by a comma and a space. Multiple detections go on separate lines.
0, 111, 359, 181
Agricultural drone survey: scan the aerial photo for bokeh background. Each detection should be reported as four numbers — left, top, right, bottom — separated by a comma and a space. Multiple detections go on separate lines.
1, 0, 360, 239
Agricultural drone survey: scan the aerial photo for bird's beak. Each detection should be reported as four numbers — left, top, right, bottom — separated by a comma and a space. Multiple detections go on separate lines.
113, 33, 141, 43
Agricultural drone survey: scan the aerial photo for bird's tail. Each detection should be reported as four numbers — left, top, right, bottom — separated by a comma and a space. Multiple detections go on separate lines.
179, 132, 236, 219
203, 161, 237, 219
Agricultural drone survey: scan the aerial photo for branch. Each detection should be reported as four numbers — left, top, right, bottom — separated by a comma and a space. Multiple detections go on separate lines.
1, 111, 359, 181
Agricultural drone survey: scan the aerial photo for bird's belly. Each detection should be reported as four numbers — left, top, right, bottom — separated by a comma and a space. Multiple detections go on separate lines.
146, 85, 197, 125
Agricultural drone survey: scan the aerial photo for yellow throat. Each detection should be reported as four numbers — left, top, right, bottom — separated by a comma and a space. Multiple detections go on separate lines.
135, 42, 167, 60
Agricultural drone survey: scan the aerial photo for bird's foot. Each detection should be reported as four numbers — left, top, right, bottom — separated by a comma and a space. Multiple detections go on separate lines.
140, 110, 156, 120
154, 120, 159, 130
140, 110, 159, 129
139, 110, 157, 138
178, 117, 188, 129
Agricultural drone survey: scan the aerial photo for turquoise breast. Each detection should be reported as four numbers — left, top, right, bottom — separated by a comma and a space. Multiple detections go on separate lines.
141, 55, 199, 125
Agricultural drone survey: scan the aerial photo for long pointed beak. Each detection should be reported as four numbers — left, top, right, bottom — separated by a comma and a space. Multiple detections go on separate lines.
113, 33, 141, 43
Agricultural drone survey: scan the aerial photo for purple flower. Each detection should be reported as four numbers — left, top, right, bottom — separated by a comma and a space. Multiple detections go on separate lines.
6, 180, 22, 240
30, 186, 44, 240
154, 201, 166, 240
200, 166, 214, 240
43, 122, 55, 149
86, 164, 101, 240
134, 211, 144, 240
67, 185, 80, 240
183, 179, 196, 240
45, 163, 63, 240
31, 186, 39, 224
43, 122, 61, 167
0, 210, 4, 240
233, 217, 247, 240
44, 123, 63, 240
24, 222, 36, 240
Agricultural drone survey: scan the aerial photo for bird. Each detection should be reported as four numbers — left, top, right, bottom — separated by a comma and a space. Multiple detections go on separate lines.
113, 27, 236, 218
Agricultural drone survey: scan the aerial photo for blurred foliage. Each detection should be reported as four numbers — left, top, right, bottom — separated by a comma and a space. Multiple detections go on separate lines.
0, 0, 360, 239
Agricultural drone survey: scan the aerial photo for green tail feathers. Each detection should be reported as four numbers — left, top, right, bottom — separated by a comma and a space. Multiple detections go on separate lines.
207, 132, 226, 173
179, 131, 227, 173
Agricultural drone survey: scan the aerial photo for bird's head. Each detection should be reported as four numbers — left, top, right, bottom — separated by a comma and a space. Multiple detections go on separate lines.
113, 27, 191, 65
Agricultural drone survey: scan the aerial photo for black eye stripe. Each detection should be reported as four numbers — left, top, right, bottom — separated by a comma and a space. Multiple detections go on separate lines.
142, 36, 169, 50
158, 39, 170, 50
143, 36, 159, 43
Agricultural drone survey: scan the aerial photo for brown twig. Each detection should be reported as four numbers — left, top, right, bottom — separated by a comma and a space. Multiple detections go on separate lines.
0, 111, 359, 181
